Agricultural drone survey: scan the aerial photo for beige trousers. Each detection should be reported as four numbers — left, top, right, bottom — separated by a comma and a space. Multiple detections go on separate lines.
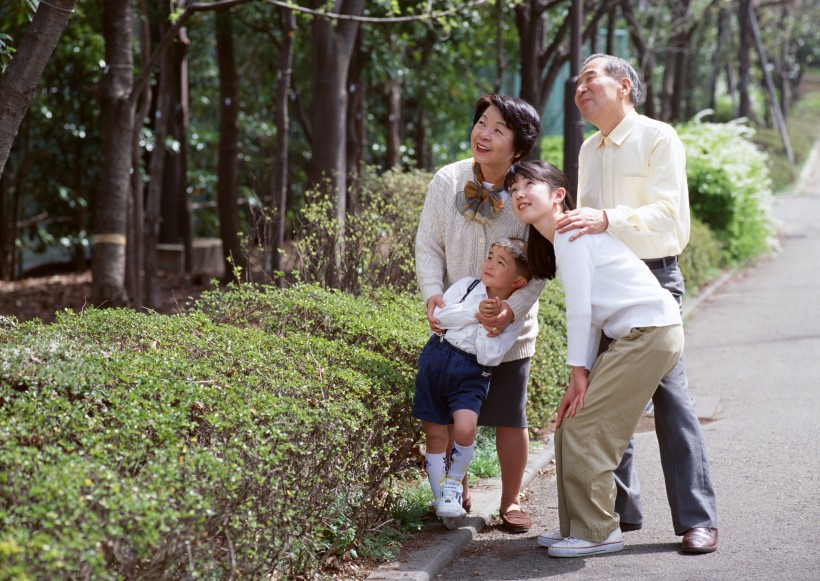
555, 324, 684, 542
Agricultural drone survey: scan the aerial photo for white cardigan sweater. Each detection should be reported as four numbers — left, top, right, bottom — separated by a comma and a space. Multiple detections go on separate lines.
415, 158, 545, 362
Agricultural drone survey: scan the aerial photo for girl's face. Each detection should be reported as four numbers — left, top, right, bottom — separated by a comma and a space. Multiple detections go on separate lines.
470, 105, 518, 173
509, 175, 562, 225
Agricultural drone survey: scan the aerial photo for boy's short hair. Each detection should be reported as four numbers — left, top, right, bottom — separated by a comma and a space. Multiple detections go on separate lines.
492, 237, 532, 281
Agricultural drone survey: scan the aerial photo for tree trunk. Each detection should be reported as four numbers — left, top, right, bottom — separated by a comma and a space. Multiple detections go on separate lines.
708, 7, 730, 112
92, 0, 134, 308
127, 0, 153, 306
0, 0, 79, 180
622, 0, 657, 118
738, 0, 753, 118
215, 7, 245, 283
307, 0, 365, 285
144, 36, 174, 308
384, 35, 401, 171
347, 30, 366, 212
270, 7, 295, 284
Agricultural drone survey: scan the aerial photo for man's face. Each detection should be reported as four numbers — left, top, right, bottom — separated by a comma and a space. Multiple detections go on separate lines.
574, 58, 627, 126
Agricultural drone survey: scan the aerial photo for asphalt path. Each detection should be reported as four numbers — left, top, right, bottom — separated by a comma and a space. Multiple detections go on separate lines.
386, 143, 820, 581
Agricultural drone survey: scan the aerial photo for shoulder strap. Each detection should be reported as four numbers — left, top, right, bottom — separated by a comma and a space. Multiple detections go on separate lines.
441, 279, 481, 340
458, 279, 481, 303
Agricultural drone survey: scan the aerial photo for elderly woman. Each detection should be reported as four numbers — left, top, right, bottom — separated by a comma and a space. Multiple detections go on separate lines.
415, 94, 545, 533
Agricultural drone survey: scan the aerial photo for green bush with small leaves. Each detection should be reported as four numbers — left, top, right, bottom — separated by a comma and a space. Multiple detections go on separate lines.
679, 119, 775, 263
0, 302, 421, 579
0, 280, 571, 578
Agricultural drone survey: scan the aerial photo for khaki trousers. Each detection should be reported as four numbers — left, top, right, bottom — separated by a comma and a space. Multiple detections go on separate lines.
555, 324, 684, 542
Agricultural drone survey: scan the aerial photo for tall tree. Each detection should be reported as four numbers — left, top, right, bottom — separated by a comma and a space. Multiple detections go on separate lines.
92, 0, 135, 307
737, 0, 753, 118
307, 0, 365, 283
269, 7, 296, 282
215, 7, 246, 282
0, 0, 79, 180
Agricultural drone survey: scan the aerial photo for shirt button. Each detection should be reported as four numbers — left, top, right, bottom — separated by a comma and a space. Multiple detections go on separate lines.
479, 237, 485, 244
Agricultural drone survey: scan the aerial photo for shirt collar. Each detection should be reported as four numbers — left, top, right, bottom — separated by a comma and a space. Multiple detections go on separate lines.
596, 109, 638, 148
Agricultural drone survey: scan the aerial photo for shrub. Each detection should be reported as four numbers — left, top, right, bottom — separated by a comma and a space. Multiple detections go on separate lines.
679, 215, 725, 293
0, 304, 420, 579
528, 279, 570, 430
679, 119, 776, 263
290, 167, 431, 294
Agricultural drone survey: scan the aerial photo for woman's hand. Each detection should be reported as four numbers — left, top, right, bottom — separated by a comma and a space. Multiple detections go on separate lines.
556, 367, 589, 429
476, 298, 512, 337
426, 295, 445, 333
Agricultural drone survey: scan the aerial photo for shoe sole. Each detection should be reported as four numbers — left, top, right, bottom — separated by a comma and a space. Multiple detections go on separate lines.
681, 545, 717, 554
436, 508, 467, 520
441, 517, 460, 530
548, 542, 624, 558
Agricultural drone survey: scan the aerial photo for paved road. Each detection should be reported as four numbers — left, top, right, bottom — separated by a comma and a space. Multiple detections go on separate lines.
420, 144, 820, 580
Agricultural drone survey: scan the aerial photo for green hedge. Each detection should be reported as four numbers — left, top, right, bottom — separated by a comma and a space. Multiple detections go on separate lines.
0, 303, 419, 579
0, 282, 570, 578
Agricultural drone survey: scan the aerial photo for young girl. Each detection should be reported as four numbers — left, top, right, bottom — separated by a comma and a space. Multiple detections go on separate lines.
507, 161, 684, 558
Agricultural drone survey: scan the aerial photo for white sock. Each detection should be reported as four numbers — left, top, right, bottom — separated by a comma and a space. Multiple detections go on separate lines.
425, 452, 447, 501
446, 441, 476, 483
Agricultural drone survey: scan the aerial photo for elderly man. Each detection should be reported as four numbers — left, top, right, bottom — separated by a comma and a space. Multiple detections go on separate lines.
552, 53, 718, 554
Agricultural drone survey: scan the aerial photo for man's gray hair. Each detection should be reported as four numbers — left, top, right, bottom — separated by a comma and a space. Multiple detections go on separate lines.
583, 53, 643, 106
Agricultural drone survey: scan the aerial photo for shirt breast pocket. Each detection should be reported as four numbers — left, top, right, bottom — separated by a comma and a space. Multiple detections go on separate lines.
620, 176, 648, 206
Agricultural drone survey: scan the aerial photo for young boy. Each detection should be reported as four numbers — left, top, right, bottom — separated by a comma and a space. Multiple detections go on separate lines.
413, 237, 533, 529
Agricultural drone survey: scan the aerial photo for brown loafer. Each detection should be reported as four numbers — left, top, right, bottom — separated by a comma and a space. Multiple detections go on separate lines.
682, 527, 718, 554
500, 509, 531, 534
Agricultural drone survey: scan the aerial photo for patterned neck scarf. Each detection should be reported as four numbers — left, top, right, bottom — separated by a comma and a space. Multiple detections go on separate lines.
458, 162, 506, 224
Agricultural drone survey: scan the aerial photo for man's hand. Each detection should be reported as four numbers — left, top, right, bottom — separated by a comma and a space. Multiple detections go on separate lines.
426, 295, 445, 333
556, 367, 589, 429
476, 298, 513, 337
555, 208, 608, 241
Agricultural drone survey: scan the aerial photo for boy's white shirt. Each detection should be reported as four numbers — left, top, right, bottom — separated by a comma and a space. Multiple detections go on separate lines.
554, 230, 682, 370
433, 276, 526, 366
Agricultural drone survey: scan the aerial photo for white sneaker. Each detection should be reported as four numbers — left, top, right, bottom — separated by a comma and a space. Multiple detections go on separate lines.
436, 479, 467, 520
548, 528, 624, 558
537, 529, 563, 548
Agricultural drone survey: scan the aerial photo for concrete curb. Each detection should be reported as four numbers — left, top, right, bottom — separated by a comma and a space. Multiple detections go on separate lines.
366, 443, 555, 580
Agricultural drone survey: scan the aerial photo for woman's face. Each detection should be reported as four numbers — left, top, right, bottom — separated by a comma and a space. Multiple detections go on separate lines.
470, 105, 518, 174
509, 175, 559, 225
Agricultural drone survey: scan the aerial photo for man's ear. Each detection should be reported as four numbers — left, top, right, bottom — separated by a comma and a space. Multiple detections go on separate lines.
620, 77, 632, 98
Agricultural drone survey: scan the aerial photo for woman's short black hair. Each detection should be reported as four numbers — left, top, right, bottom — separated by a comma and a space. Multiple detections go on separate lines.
473, 95, 541, 163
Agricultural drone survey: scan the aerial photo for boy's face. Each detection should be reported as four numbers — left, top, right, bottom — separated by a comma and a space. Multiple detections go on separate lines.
481, 246, 524, 293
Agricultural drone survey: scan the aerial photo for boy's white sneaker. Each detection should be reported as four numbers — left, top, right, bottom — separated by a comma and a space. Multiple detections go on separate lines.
537, 529, 563, 548
436, 480, 467, 520
547, 528, 624, 558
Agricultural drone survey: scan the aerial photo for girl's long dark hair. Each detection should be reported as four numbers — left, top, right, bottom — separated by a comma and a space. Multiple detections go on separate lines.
504, 161, 576, 280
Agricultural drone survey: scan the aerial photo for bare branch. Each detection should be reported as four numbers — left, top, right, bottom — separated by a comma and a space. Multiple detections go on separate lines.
263, 0, 490, 24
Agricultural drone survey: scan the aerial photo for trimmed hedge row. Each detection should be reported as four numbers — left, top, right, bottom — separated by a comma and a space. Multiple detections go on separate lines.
0, 302, 420, 578
0, 283, 570, 578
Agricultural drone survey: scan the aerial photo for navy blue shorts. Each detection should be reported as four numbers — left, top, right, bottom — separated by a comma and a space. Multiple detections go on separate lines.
413, 335, 492, 425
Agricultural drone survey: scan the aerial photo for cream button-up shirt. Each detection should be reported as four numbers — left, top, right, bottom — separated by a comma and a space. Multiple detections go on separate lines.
577, 110, 690, 260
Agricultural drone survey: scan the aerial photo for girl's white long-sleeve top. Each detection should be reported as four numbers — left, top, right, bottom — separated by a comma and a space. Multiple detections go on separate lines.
433, 276, 526, 367
554, 230, 682, 370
